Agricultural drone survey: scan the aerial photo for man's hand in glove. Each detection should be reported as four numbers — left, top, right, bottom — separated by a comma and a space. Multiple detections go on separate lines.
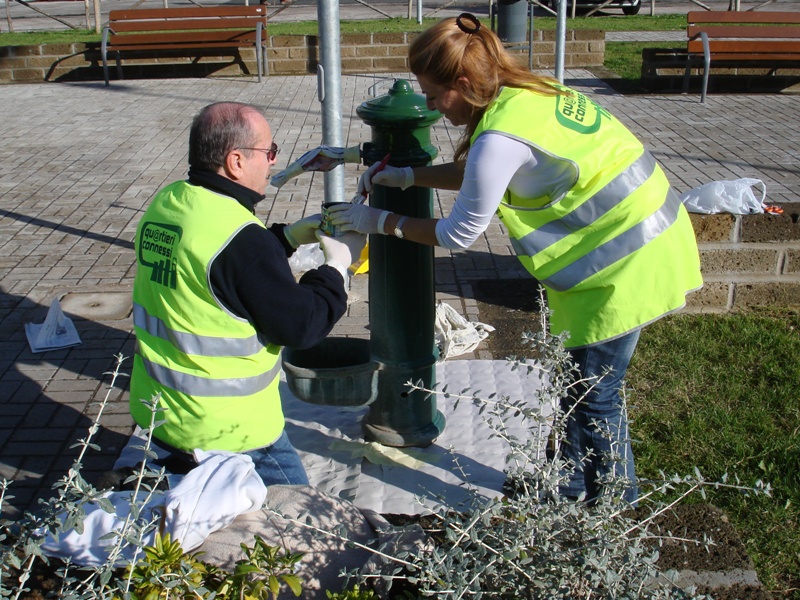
357, 164, 414, 196
324, 203, 389, 235
317, 231, 367, 280
283, 214, 323, 248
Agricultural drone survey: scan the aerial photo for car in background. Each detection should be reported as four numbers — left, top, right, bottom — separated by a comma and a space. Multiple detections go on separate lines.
540, 0, 641, 16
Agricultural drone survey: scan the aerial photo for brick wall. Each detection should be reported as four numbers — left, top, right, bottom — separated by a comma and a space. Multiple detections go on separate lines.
0, 30, 604, 83
686, 206, 800, 312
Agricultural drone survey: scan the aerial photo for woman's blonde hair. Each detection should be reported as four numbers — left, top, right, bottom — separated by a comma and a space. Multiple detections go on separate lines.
409, 14, 559, 162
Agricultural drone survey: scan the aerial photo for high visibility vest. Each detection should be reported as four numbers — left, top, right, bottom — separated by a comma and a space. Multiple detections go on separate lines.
130, 181, 284, 452
472, 86, 702, 348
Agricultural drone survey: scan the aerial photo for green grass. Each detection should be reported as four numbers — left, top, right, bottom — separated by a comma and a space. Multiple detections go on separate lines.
0, 29, 101, 46
628, 310, 800, 598
604, 41, 657, 80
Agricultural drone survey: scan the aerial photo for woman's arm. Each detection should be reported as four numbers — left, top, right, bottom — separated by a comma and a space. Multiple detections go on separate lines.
384, 134, 533, 249
411, 162, 465, 190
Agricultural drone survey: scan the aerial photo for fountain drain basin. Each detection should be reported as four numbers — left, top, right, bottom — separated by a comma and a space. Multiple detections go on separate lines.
282, 337, 377, 406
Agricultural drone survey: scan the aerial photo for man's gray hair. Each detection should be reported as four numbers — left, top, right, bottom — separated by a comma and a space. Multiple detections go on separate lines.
188, 102, 266, 171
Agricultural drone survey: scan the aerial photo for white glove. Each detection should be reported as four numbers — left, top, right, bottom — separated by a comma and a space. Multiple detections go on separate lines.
317, 231, 367, 279
357, 164, 414, 195
283, 214, 323, 248
325, 203, 391, 235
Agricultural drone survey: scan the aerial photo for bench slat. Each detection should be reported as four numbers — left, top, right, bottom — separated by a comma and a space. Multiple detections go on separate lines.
688, 40, 800, 54
110, 18, 265, 33
688, 24, 800, 39
109, 32, 261, 46
689, 53, 800, 62
687, 11, 800, 26
108, 6, 266, 20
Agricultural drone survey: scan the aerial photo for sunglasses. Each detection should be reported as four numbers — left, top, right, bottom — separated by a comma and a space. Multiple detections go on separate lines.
238, 142, 279, 161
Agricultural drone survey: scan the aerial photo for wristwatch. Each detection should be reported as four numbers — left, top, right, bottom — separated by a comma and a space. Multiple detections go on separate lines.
393, 216, 408, 239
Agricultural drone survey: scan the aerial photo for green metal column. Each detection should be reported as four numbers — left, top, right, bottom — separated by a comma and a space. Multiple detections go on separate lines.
357, 79, 446, 447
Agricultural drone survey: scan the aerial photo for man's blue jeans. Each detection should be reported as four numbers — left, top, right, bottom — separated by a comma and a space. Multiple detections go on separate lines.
560, 329, 640, 504
244, 430, 309, 486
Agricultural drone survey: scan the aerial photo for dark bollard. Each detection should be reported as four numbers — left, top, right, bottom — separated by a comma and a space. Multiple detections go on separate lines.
357, 79, 446, 447
496, 0, 528, 43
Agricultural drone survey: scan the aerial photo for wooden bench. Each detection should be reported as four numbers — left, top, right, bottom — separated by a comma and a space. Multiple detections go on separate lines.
101, 6, 268, 86
684, 11, 800, 102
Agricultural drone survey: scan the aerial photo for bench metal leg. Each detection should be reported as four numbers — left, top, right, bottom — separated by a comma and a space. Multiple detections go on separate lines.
101, 28, 110, 86
257, 24, 264, 82
700, 31, 709, 103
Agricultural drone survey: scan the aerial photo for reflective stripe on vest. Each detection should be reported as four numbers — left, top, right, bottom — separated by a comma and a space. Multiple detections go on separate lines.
137, 350, 282, 397
133, 302, 264, 357
508, 151, 681, 291
539, 187, 681, 291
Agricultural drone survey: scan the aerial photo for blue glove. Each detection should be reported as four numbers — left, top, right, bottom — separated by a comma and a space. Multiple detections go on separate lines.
284, 214, 323, 248
325, 203, 391, 235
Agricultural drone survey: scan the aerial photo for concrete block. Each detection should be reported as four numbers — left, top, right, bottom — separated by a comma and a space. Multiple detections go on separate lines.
356, 45, 389, 58
341, 58, 373, 72
272, 35, 311, 48
699, 248, 781, 275
267, 47, 289, 59
373, 57, 408, 71
785, 250, 800, 274
373, 33, 408, 45
733, 281, 800, 308
689, 213, 735, 243
686, 281, 730, 311
341, 33, 371, 45
740, 205, 800, 242
13, 68, 46, 81
271, 59, 311, 74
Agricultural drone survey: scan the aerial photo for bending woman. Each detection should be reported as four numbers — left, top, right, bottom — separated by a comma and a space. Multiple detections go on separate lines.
328, 13, 702, 503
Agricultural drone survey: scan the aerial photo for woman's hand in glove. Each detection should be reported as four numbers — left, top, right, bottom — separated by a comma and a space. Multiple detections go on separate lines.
325, 203, 390, 235
357, 164, 414, 196
283, 214, 322, 248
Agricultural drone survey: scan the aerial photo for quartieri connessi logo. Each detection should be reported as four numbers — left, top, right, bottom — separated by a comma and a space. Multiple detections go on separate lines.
138, 222, 182, 289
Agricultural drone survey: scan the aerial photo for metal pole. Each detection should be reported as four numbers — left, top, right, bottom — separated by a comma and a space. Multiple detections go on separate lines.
317, 0, 345, 204
417, 0, 422, 24
554, 0, 566, 82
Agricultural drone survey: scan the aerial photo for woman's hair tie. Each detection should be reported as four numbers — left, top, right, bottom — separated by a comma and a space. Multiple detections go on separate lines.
455, 13, 481, 34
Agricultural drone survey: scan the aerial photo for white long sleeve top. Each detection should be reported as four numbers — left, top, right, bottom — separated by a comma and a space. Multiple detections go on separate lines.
434, 131, 577, 249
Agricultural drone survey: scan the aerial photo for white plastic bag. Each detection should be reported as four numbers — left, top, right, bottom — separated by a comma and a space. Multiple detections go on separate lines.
679, 177, 766, 215
434, 302, 495, 361
288, 243, 324, 274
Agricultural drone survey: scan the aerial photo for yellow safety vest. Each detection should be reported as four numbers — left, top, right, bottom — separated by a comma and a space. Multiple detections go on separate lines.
130, 181, 284, 452
472, 86, 702, 348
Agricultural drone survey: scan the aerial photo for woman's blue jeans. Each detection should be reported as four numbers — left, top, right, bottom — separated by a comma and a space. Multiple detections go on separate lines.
244, 430, 309, 486
560, 329, 640, 504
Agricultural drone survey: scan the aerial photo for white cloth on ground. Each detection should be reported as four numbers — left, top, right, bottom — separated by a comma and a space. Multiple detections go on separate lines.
41, 450, 267, 566
434, 302, 495, 360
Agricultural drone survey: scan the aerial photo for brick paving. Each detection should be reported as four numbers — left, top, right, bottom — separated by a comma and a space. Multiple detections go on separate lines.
0, 63, 799, 517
